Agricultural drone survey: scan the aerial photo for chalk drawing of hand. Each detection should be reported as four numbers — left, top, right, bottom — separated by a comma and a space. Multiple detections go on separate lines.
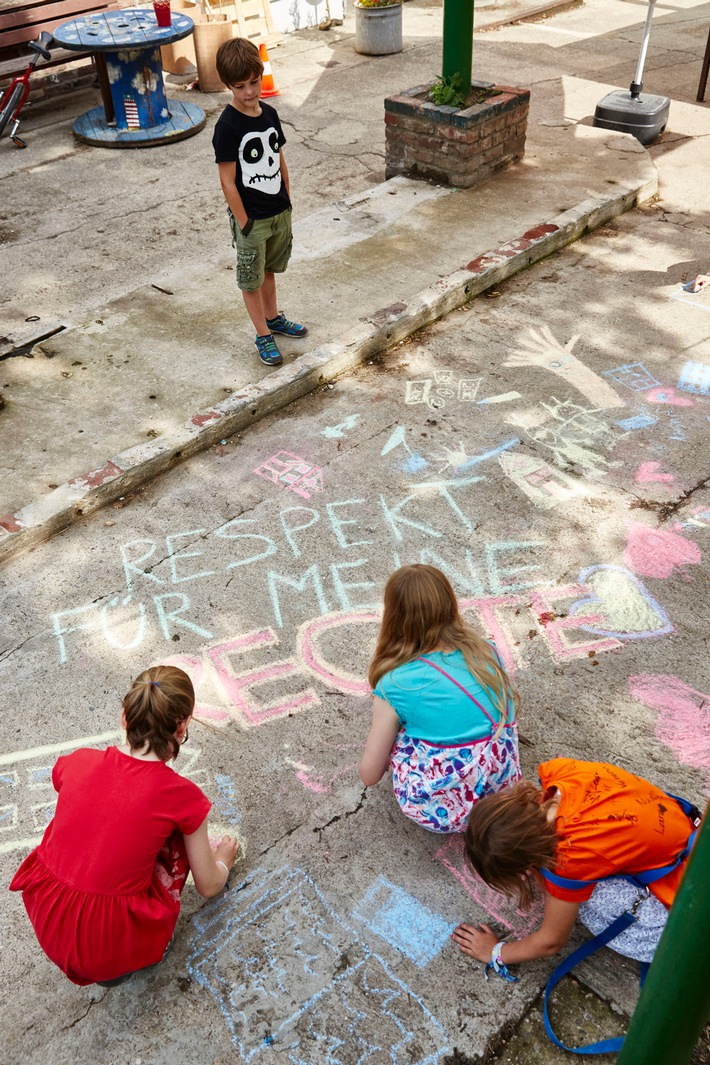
504, 326, 626, 410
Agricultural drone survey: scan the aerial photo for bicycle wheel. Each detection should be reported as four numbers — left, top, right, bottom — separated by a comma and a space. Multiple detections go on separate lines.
0, 83, 25, 139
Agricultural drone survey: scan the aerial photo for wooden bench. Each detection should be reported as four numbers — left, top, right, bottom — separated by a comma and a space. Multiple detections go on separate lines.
0, 0, 119, 86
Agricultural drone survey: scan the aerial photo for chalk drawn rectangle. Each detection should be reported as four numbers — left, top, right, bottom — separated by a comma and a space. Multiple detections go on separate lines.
187, 866, 449, 1062
602, 363, 660, 392
352, 876, 456, 967
615, 414, 657, 431
670, 289, 710, 315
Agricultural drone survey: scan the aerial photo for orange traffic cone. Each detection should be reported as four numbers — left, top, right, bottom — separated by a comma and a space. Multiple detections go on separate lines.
259, 42, 281, 98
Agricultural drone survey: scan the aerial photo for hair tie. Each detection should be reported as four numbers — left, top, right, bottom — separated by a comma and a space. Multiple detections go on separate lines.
151, 680, 161, 688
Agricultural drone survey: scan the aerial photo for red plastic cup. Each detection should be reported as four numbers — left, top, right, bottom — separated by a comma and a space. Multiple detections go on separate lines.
153, 0, 171, 27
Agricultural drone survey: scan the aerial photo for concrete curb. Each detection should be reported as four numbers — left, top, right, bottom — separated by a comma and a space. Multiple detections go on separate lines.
0, 164, 657, 564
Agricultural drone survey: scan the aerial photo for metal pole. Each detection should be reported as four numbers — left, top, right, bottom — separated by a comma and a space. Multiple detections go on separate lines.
617, 807, 710, 1065
442, 0, 474, 95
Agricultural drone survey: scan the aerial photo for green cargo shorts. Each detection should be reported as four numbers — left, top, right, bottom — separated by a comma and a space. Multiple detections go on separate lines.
228, 207, 293, 292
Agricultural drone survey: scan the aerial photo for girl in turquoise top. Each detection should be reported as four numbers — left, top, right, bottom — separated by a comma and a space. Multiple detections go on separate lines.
359, 564, 521, 833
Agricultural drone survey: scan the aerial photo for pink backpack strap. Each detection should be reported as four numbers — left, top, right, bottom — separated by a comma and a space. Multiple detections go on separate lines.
416, 656, 498, 728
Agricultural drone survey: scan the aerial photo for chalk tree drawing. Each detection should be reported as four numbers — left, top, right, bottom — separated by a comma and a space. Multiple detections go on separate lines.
433, 837, 544, 937
603, 363, 660, 393
629, 675, 710, 776
0, 733, 235, 855
624, 522, 702, 579
254, 452, 324, 500
525, 398, 623, 476
186, 866, 450, 1061
568, 565, 673, 640
504, 327, 625, 409
352, 877, 456, 968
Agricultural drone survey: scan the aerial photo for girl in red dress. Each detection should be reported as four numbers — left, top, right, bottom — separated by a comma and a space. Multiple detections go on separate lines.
10, 665, 239, 987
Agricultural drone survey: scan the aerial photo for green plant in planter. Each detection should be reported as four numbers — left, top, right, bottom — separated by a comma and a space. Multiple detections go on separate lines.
428, 73, 466, 108
356, 0, 400, 6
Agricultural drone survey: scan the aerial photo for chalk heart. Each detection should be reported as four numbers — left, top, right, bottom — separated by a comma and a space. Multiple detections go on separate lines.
624, 521, 702, 579
570, 565, 672, 638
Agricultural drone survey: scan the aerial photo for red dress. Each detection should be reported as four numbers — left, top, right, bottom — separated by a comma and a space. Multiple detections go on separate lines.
10, 746, 211, 985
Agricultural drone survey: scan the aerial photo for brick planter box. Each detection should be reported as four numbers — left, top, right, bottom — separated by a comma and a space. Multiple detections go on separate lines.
385, 81, 530, 188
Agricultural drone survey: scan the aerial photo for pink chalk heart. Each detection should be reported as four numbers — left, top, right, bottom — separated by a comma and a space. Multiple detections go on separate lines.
645, 386, 694, 407
635, 461, 673, 484
629, 674, 710, 774
624, 521, 702, 578
569, 565, 672, 639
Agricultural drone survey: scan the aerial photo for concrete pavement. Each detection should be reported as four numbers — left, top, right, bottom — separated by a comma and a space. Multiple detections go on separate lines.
7, 0, 710, 556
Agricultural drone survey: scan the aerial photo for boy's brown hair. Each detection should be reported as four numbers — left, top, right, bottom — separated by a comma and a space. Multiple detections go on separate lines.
216, 37, 264, 88
464, 781, 560, 908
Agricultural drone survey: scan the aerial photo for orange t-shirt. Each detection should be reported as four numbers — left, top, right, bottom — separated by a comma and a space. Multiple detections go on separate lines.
539, 758, 694, 908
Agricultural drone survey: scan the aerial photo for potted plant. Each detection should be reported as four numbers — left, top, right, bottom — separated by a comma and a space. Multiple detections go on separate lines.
384, 0, 530, 188
354, 0, 402, 57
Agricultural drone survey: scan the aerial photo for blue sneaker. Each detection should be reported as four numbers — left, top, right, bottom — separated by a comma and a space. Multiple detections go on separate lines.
265, 313, 308, 338
255, 333, 283, 366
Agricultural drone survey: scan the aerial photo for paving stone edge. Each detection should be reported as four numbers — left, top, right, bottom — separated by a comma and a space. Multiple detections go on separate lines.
0, 164, 657, 565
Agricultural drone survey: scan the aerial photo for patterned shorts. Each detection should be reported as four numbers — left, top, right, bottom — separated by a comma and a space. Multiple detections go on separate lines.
389, 725, 521, 834
579, 879, 669, 962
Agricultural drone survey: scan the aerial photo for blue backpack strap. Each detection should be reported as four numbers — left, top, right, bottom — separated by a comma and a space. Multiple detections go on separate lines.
543, 911, 638, 1055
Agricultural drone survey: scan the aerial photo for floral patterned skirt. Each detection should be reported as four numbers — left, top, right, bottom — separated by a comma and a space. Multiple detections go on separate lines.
389, 725, 521, 834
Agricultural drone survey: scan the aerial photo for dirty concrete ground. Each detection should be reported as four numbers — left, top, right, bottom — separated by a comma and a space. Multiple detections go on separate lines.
1, 216, 709, 1061
2, 0, 710, 523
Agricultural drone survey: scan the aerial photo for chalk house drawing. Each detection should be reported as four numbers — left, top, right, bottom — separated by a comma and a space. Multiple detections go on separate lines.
498, 451, 584, 509
186, 866, 450, 1062
254, 452, 324, 499
504, 327, 626, 409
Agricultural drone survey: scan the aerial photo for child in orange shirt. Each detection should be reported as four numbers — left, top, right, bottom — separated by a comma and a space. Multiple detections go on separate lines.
453, 759, 701, 975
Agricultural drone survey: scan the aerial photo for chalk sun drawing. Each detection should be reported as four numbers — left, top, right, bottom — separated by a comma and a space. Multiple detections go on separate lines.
504, 327, 626, 409
629, 675, 710, 776
186, 866, 449, 1061
624, 522, 702, 579
569, 565, 673, 640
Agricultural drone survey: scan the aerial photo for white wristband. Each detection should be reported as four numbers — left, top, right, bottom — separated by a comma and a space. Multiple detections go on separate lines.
216, 859, 230, 883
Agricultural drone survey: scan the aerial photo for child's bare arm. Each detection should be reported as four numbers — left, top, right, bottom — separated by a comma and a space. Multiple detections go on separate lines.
452, 894, 580, 965
359, 696, 400, 785
217, 161, 249, 229
183, 817, 239, 897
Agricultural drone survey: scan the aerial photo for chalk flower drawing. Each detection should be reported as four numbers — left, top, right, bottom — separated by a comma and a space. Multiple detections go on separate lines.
505, 327, 625, 409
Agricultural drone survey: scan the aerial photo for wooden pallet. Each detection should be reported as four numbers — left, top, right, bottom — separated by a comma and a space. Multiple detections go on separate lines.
202, 0, 281, 47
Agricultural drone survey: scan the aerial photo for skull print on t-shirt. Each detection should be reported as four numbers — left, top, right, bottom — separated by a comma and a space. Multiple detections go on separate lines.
212, 101, 291, 220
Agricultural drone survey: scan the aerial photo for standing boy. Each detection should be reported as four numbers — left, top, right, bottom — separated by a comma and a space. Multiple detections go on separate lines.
213, 38, 306, 367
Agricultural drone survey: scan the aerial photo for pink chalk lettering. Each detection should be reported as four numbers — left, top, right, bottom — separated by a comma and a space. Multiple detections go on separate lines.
298, 611, 380, 695
629, 674, 710, 774
161, 653, 231, 724
527, 585, 622, 659
207, 630, 320, 727
624, 522, 702, 579
459, 595, 526, 675
635, 461, 674, 484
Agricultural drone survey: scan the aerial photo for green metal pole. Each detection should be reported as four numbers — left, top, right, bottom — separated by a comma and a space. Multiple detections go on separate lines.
442, 0, 474, 95
617, 806, 710, 1065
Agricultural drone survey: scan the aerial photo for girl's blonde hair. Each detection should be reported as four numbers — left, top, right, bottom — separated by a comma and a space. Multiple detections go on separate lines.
464, 781, 560, 908
368, 564, 518, 732
122, 665, 195, 762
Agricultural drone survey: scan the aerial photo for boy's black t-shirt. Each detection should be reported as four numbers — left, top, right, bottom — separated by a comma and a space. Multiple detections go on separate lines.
212, 102, 290, 220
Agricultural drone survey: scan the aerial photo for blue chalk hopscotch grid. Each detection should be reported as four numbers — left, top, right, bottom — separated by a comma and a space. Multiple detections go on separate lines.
352, 876, 457, 968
